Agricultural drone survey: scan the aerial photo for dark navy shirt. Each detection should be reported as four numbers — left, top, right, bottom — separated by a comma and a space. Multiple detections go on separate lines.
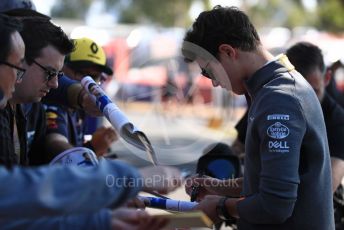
237, 56, 334, 229
44, 103, 84, 148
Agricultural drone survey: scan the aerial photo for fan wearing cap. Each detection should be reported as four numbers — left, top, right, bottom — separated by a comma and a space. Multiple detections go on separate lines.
44, 37, 118, 159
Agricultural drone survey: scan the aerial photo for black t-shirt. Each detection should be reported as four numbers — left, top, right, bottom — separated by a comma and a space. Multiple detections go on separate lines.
322, 93, 344, 160
235, 93, 344, 161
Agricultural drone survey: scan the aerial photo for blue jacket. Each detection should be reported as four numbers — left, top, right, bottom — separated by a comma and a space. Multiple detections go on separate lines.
0, 160, 141, 219
0, 209, 111, 230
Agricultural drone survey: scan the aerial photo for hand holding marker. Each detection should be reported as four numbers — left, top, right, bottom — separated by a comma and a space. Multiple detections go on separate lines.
81, 76, 158, 165
82, 77, 188, 198
138, 196, 198, 212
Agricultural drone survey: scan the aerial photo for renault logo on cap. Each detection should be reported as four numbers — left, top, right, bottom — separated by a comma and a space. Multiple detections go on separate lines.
90, 42, 98, 54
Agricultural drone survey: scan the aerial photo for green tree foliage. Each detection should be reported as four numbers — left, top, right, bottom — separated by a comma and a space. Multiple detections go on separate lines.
317, 0, 344, 32
51, 0, 93, 19
245, 0, 343, 32
50, 0, 343, 32
245, 0, 314, 28
112, 0, 194, 27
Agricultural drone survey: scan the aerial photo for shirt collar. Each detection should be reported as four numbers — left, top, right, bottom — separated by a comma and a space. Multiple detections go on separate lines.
245, 54, 295, 98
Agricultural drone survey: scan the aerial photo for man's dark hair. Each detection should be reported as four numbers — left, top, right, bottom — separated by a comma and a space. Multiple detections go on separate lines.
18, 17, 74, 64
183, 6, 261, 60
0, 14, 22, 62
286, 42, 325, 78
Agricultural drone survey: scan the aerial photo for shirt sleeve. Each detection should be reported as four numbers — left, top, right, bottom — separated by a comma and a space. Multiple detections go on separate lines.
0, 209, 111, 230
0, 160, 142, 219
237, 90, 306, 224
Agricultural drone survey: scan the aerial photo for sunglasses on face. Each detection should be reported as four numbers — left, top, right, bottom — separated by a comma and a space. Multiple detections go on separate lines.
0, 61, 26, 81
201, 62, 215, 81
32, 59, 64, 82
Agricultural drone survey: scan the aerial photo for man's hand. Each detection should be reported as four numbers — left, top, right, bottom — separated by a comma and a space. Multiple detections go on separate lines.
139, 166, 182, 194
185, 176, 243, 201
194, 195, 240, 224
111, 208, 168, 230
68, 84, 102, 116
124, 197, 146, 209
78, 89, 102, 116
185, 175, 219, 202
91, 126, 118, 156
194, 195, 223, 224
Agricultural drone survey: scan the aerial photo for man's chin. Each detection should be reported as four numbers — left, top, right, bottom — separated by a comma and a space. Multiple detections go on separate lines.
33, 97, 43, 103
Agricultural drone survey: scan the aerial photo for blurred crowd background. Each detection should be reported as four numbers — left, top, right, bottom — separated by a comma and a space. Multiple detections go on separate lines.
30, 0, 344, 164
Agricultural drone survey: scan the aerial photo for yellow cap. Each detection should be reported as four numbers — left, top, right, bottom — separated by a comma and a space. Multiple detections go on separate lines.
66, 37, 113, 75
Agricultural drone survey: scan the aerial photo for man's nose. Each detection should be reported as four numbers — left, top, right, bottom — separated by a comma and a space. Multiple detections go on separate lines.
47, 76, 59, 89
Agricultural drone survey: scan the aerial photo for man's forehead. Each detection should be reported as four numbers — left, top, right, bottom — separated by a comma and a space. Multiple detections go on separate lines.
10, 31, 23, 45
10, 31, 25, 58
35, 46, 65, 63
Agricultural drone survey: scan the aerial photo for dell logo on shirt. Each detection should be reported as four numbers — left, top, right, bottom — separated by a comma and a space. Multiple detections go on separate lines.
268, 141, 290, 149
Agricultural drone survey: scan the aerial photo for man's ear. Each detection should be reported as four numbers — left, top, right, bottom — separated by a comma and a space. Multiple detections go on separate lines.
324, 69, 332, 87
218, 44, 236, 58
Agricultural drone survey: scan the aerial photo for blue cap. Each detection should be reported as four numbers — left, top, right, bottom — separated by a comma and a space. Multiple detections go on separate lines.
0, 0, 36, 12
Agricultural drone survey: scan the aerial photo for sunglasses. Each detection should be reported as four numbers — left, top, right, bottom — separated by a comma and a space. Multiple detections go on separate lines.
200, 62, 215, 81
0, 61, 26, 81
32, 59, 64, 82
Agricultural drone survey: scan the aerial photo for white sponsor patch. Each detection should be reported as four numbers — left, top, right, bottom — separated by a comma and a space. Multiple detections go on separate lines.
267, 122, 289, 139
267, 114, 289, 121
